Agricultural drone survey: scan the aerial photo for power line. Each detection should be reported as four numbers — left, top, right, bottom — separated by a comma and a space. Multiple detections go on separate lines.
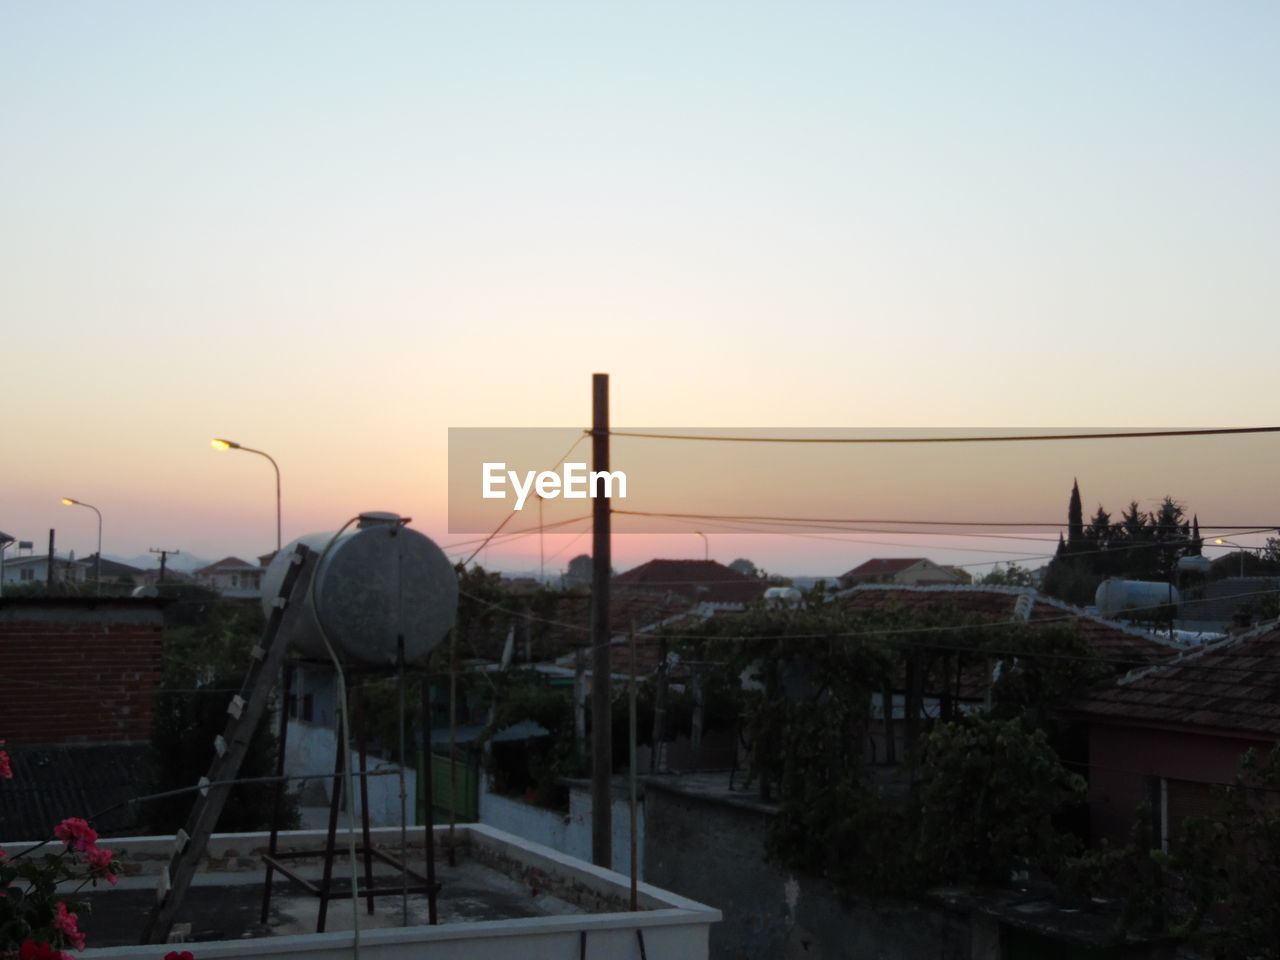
607, 426, 1280, 444
459, 433, 587, 566
614, 509, 1279, 532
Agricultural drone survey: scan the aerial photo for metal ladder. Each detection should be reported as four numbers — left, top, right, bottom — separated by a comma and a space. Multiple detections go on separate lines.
141, 543, 315, 944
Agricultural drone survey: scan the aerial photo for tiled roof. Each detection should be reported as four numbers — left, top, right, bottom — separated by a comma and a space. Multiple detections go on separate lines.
455, 590, 696, 665
0, 744, 153, 842
614, 559, 766, 604
836, 584, 1181, 668
840, 558, 928, 580
194, 557, 259, 576
1069, 622, 1280, 738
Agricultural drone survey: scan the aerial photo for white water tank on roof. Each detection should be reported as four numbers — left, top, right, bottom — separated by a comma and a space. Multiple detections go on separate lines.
764, 586, 803, 606
261, 512, 457, 666
1095, 579, 1179, 619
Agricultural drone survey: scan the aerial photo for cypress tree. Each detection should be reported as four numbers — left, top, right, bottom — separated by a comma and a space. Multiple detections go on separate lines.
1067, 479, 1084, 552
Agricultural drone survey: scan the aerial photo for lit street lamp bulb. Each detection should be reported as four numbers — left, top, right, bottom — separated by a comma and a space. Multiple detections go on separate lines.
61, 498, 75, 506
211, 438, 236, 450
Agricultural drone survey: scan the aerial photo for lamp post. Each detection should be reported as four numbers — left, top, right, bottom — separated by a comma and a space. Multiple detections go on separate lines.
60, 498, 102, 593
1214, 538, 1249, 578
212, 438, 282, 551
694, 530, 709, 561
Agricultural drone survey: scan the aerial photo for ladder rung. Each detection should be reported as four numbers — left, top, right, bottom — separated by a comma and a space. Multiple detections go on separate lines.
249, 645, 265, 660
214, 735, 227, 757
156, 868, 170, 901
227, 695, 245, 719
198, 776, 210, 797
173, 829, 189, 855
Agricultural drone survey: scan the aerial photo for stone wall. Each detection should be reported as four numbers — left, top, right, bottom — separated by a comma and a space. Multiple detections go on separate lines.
642, 779, 973, 960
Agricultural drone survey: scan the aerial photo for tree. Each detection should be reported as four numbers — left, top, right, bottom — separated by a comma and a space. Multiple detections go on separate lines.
563, 554, 593, 589
147, 605, 298, 833
913, 718, 1085, 886
728, 558, 758, 577
978, 563, 1035, 587
1067, 478, 1084, 552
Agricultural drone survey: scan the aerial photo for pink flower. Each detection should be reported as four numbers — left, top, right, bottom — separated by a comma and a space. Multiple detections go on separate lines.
53, 818, 98, 853
85, 846, 118, 885
52, 902, 86, 951
19, 941, 72, 960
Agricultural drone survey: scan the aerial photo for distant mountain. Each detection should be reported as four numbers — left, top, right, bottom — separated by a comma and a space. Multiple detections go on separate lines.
110, 553, 212, 573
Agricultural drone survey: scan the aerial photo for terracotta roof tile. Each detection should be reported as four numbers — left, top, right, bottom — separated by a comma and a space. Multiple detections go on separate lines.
1070, 623, 1280, 737
613, 559, 766, 604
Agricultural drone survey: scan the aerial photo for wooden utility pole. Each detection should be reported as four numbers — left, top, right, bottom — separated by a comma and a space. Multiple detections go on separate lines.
46, 530, 55, 585
150, 548, 180, 584
591, 372, 612, 868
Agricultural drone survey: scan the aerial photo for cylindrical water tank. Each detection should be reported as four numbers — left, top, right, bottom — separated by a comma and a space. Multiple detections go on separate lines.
261, 512, 457, 665
1177, 555, 1212, 576
1095, 579, 1180, 619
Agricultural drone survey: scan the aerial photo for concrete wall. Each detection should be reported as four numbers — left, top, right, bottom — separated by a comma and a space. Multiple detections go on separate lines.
0, 600, 163, 744
643, 781, 972, 960
478, 777, 644, 878
67, 824, 718, 960
285, 719, 417, 827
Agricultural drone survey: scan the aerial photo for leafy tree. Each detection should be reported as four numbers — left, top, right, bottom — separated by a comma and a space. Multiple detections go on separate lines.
978, 563, 1036, 587
728, 558, 758, 577
147, 605, 298, 833
913, 718, 1085, 886
563, 554, 593, 589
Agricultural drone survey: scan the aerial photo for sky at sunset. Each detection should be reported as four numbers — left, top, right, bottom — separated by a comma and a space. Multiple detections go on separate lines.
3, 2, 1278, 578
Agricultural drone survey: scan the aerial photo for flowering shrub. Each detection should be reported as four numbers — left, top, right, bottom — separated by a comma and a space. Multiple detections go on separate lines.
1, 742, 120, 959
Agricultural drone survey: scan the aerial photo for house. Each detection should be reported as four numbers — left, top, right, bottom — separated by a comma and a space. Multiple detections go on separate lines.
1068, 620, 1280, 848
838, 557, 967, 588
0, 553, 87, 587
834, 584, 1186, 764
614, 559, 767, 605
82, 552, 146, 588
0, 597, 165, 838
194, 555, 265, 598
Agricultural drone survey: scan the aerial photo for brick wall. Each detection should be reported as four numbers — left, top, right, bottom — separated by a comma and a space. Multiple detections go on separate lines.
0, 600, 165, 745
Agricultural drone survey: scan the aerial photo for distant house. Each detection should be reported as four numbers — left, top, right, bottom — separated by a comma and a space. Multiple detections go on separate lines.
839, 557, 967, 589
835, 584, 1185, 764
193, 556, 264, 598
0, 554, 87, 587
82, 553, 146, 588
1068, 621, 1280, 849
614, 559, 767, 605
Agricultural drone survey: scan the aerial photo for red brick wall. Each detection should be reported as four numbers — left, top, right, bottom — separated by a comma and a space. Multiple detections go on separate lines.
0, 602, 164, 745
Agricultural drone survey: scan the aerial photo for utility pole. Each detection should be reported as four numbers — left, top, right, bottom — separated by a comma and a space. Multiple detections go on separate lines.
47, 529, 56, 585
590, 372, 612, 868
150, 548, 181, 584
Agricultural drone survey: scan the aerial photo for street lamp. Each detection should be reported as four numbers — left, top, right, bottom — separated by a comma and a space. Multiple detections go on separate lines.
211, 438, 282, 551
60, 498, 102, 593
1214, 538, 1249, 578
694, 531, 709, 561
